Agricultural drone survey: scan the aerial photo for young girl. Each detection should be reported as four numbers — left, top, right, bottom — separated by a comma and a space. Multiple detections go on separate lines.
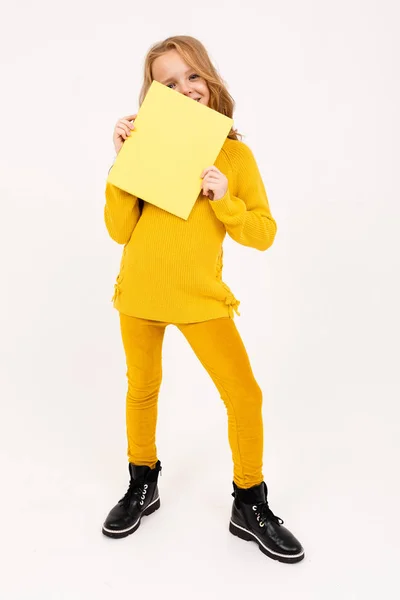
101, 35, 305, 564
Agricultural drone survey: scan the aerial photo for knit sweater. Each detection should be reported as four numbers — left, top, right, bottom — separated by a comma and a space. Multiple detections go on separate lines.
104, 137, 277, 323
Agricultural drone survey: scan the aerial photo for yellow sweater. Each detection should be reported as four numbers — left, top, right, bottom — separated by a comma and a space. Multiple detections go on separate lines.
104, 137, 277, 323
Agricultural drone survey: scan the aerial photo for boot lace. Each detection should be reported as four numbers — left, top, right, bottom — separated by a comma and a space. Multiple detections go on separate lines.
119, 480, 149, 509
231, 490, 284, 527
253, 501, 284, 527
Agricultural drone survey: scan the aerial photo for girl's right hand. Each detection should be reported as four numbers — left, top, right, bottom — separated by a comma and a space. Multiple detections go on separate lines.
113, 114, 137, 155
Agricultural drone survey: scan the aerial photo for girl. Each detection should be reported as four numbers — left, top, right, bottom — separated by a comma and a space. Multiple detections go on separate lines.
101, 35, 304, 564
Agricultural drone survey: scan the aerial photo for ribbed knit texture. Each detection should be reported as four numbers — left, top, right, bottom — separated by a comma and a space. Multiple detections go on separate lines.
104, 137, 277, 323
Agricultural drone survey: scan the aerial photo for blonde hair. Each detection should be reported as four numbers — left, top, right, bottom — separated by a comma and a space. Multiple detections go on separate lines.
138, 35, 243, 141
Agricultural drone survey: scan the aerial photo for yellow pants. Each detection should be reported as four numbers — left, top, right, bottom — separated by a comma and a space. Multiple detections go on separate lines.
119, 313, 264, 489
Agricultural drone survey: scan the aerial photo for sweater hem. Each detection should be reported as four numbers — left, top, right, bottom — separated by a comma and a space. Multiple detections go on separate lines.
113, 302, 237, 325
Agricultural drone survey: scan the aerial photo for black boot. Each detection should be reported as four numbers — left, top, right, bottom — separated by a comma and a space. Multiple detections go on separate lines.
102, 460, 162, 539
229, 481, 305, 563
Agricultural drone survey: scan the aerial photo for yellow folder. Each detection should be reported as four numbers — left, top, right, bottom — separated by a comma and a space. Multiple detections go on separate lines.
107, 80, 233, 220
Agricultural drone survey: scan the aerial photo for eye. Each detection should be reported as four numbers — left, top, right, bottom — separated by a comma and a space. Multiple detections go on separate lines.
166, 74, 199, 89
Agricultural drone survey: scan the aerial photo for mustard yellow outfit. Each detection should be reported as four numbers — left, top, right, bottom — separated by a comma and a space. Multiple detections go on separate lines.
105, 137, 277, 323
104, 137, 277, 488
119, 313, 264, 488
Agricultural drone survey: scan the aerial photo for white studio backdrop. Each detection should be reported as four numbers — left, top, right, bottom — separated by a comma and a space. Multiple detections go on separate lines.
0, 0, 399, 598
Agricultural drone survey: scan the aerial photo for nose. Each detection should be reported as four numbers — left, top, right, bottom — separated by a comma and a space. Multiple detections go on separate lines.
178, 82, 193, 96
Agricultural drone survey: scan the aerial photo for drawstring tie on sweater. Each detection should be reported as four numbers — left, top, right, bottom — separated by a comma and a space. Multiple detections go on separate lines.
216, 252, 241, 318
111, 279, 121, 303
224, 294, 241, 318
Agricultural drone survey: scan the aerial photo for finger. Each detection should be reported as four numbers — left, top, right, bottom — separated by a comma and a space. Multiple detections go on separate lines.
116, 117, 137, 132
116, 125, 131, 137
116, 126, 130, 139
121, 114, 137, 121
201, 166, 219, 178
201, 166, 213, 177
117, 120, 135, 131
119, 119, 135, 130
118, 121, 135, 134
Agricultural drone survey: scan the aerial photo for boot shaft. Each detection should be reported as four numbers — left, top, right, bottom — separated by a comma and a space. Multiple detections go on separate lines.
122, 460, 162, 509
129, 460, 162, 484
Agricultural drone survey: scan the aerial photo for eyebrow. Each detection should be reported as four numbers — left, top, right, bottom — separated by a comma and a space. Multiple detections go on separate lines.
161, 68, 194, 85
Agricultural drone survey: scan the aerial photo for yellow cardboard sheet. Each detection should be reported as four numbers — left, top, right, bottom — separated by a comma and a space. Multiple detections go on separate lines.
107, 80, 233, 220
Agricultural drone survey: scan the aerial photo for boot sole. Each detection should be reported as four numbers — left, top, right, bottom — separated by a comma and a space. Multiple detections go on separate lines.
229, 520, 305, 564
102, 496, 160, 539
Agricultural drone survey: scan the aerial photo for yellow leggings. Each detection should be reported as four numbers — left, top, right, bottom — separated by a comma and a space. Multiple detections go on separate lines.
119, 313, 264, 489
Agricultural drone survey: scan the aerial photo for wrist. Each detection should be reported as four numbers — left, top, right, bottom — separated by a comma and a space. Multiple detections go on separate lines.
211, 188, 229, 202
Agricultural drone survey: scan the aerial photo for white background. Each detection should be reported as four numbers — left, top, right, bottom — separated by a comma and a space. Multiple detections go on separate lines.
1, 0, 399, 598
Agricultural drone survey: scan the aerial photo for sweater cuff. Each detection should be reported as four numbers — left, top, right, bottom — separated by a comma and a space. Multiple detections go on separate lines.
208, 188, 245, 220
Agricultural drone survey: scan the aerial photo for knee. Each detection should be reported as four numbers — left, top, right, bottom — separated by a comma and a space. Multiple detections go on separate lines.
248, 379, 263, 407
126, 372, 162, 406
230, 377, 263, 409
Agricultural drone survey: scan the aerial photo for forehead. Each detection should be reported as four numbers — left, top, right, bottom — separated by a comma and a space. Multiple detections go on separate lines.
152, 50, 192, 80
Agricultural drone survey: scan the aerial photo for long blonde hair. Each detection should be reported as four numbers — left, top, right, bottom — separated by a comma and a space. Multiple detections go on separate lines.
138, 35, 243, 141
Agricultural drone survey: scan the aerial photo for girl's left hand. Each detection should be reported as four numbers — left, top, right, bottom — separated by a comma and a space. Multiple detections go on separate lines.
201, 166, 228, 201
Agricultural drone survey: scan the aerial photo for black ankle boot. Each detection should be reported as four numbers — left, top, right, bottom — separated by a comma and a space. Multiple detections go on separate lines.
229, 481, 305, 563
102, 460, 162, 539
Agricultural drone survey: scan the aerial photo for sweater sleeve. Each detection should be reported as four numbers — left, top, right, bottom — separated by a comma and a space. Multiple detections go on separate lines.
208, 142, 277, 251
104, 181, 141, 245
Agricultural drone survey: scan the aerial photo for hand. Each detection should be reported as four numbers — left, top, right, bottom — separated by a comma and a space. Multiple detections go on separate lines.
113, 113, 137, 155
201, 166, 228, 201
